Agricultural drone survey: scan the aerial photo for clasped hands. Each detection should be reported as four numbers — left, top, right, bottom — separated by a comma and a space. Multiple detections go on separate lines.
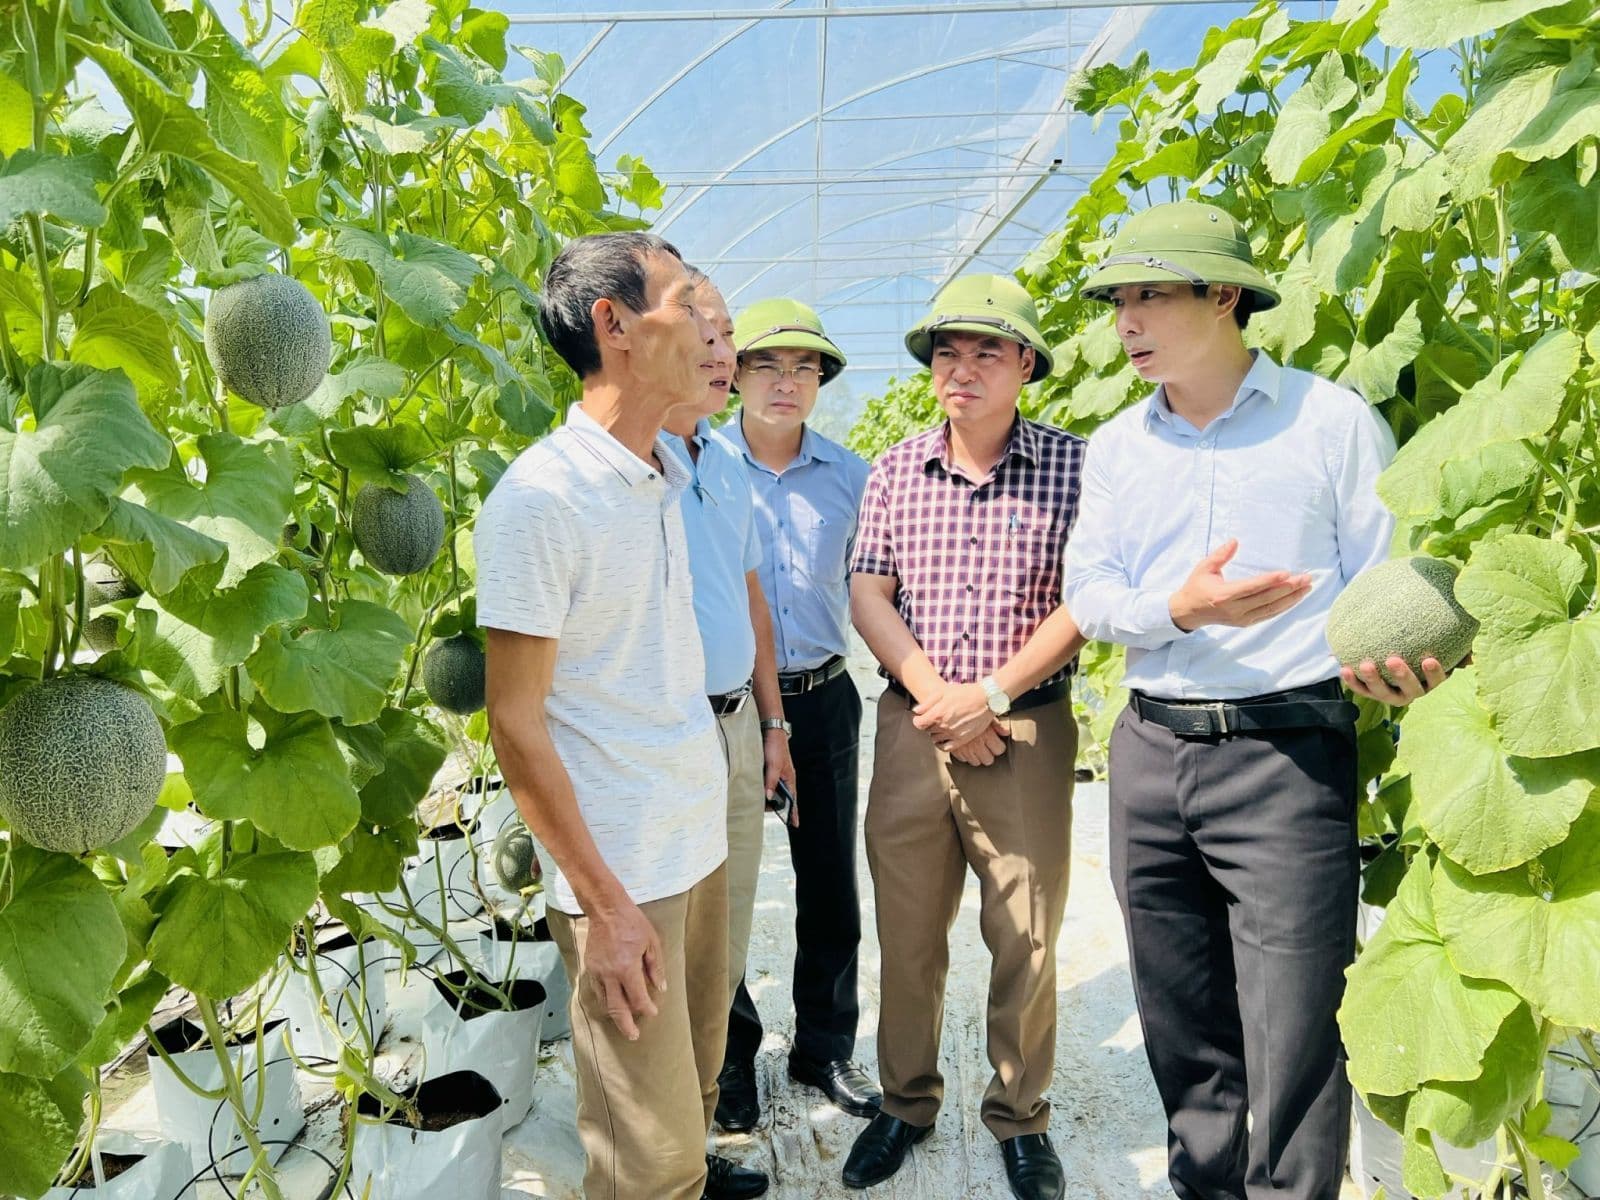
912, 681, 1008, 766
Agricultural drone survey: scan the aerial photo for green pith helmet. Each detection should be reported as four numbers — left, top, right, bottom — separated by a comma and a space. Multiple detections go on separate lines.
1078, 201, 1281, 310
904, 274, 1054, 384
733, 297, 847, 385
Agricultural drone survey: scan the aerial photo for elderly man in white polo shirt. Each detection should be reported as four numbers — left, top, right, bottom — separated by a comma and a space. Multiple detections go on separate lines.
477, 233, 766, 1200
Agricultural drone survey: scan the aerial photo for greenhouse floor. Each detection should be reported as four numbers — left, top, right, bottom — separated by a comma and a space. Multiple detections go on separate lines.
102, 655, 1361, 1198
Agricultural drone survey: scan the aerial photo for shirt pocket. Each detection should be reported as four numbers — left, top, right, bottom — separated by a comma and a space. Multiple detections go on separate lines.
1229, 474, 1331, 574
1000, 508, 1060, 601
796, 504, 850, 587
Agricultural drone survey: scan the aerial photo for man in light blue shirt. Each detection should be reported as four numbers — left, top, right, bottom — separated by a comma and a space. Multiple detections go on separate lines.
1063, 203, 1441, 1200
713, 298, 880, 1129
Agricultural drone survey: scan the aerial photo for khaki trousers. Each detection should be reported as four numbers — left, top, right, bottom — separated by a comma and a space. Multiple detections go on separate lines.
865, 689, 1076, 1141
716, 703, 766, 1008
548, 864, 729, 1200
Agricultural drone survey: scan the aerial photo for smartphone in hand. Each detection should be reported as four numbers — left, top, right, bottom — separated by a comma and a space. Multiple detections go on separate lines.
767, 778, 798, 828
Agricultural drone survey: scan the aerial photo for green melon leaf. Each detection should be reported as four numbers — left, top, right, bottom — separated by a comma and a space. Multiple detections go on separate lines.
170, 706, 359, 850
1339, 854, 1521, 1096
0, 1066, 88, 1200
322, 823, 416, 895
1339, 300, 1424, 402
1504, 48, 1600, 165
68, 286, 179, 391
0, 150, 109, 228
327, 423, 436, 487
0, 364, 169, 570
1376, 330, 1579, 518
1377, 0, 1570, 48
135, 562, 310, 701
333, 226, 480, 328
148, 851, 319, 999
1455, 534, 1600, 758
0, 846, 127, 1078
1433, 810, 1600, 1029
247, 600, 412, 725
125, 433, 295, 588
1508, 153, 1600, 274
83, 46, 297, 246
1264, 53, 1357, 185
1397, 668, 1599, 874
97, 497, 229, 597
357, 707, 449, 826
1405, 1003, 1542, 1149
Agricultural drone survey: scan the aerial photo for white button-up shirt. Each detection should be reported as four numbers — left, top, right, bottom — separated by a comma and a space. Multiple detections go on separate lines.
1063, 352, 1396, 700
476, 406, 727, 913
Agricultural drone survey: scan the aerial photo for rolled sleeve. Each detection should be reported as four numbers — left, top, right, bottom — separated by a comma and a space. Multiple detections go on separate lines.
848, 462, 897, 577
475, 481, 573, 638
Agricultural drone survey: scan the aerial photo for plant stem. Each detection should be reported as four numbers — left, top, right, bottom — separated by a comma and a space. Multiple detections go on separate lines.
194, 997, 287, 1200
26, 214, 60, 361
64, 544, 86, 663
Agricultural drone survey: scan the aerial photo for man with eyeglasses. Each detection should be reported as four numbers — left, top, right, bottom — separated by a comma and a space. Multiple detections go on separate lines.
712, 298, 880, 1131
846, 275, 1085, 1200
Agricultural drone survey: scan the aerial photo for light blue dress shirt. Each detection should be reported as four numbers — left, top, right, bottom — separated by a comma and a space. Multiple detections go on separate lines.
663, 419, 763, 696
1062, 352, 1397, 699
716, 416, 871, 672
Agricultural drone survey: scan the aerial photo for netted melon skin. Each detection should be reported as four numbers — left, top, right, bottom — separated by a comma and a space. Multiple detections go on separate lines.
204, 274, 331, 409
1327, 556, 1478, 684
350, 475, 446, 576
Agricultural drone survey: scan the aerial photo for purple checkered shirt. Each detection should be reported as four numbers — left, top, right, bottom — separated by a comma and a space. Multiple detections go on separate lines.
851, 416, 1086, 687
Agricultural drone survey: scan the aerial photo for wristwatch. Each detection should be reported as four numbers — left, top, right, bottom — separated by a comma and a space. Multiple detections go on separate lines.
760, 717, 793, 737
980, 675, 1012, 716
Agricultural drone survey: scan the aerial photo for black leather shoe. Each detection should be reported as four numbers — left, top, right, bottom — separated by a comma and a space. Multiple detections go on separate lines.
1001, 1133, 1065, 1200
787, 1053, 883, 1118
842, 1111, 934, 1189
703, 1153, 768, 1200
715, 1060, 759, 1132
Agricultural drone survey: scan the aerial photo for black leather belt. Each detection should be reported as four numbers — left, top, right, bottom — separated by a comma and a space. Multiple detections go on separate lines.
884, 676, 1070, 714
708, 680, 753, 716
1128, 679, 1356, 738
778, 655, 847, 696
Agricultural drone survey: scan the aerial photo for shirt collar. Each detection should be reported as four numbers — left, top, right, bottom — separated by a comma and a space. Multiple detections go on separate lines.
920, 414, 1038, 475
566, 404, 689, 491
1144, 350, 1282, 430
725, 411, 839, 471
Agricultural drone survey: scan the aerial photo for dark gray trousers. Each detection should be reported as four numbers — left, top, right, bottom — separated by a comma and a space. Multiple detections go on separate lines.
1109, 702, 1358, 1200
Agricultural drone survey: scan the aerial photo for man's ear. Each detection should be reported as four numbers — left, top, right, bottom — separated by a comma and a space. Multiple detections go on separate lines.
1019, 345, 1036, 378
591, 296, 629, 353
1213, 284, 1243, 320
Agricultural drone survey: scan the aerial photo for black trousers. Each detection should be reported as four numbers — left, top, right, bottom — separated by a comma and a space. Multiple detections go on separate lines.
726, 670, 863, 1065
1109, 703, 1358, 1200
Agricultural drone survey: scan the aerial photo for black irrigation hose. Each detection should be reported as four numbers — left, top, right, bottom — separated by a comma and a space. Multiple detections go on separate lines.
186, 1054, 358, 1200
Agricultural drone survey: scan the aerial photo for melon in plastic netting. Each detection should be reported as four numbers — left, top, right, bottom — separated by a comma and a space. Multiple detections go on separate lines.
0, 677, 167, 854
204, 273, 331, 409
423, 635, 486, 715
1326, 556, 1478, 684
492, 825, 541, 893
350, 474, 446, 576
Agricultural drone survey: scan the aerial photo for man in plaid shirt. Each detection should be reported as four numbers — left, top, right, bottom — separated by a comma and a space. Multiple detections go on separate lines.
845, 274, 1086, 1200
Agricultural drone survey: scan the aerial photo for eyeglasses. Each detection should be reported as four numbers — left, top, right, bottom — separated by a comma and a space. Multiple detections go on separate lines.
744, 362, 822, 383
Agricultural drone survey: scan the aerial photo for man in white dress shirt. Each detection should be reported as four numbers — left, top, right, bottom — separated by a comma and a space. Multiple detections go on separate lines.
1062, 202, 1442, 1200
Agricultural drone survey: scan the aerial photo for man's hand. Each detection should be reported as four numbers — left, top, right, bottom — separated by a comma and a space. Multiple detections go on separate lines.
912, 682, 993, 746
1341, 656, 1448, 706
582, 899, 666, 1041
946, 719, 1009, 766
1169, 539, 1312, 631
763, 728, 799, 828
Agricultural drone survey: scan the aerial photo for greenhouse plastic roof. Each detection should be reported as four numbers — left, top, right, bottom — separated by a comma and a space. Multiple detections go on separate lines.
501, 0, 1328, 426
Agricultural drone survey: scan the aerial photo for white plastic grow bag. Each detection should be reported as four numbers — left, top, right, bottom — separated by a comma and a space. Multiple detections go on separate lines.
352, 817, 484, 964
43, 1132, 189, 1199
351, 1069, 503, 1200
472, 931, 570, 1042
273, 929, 389, 1060
419, 970, 547, 1128
147, 1018, 304, 1177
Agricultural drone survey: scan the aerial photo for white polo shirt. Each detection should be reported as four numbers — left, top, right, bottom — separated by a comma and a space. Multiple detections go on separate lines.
476, 405, 727, 914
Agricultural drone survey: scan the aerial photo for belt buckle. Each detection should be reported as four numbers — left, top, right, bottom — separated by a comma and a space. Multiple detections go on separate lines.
1204, 702, 1232, 735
